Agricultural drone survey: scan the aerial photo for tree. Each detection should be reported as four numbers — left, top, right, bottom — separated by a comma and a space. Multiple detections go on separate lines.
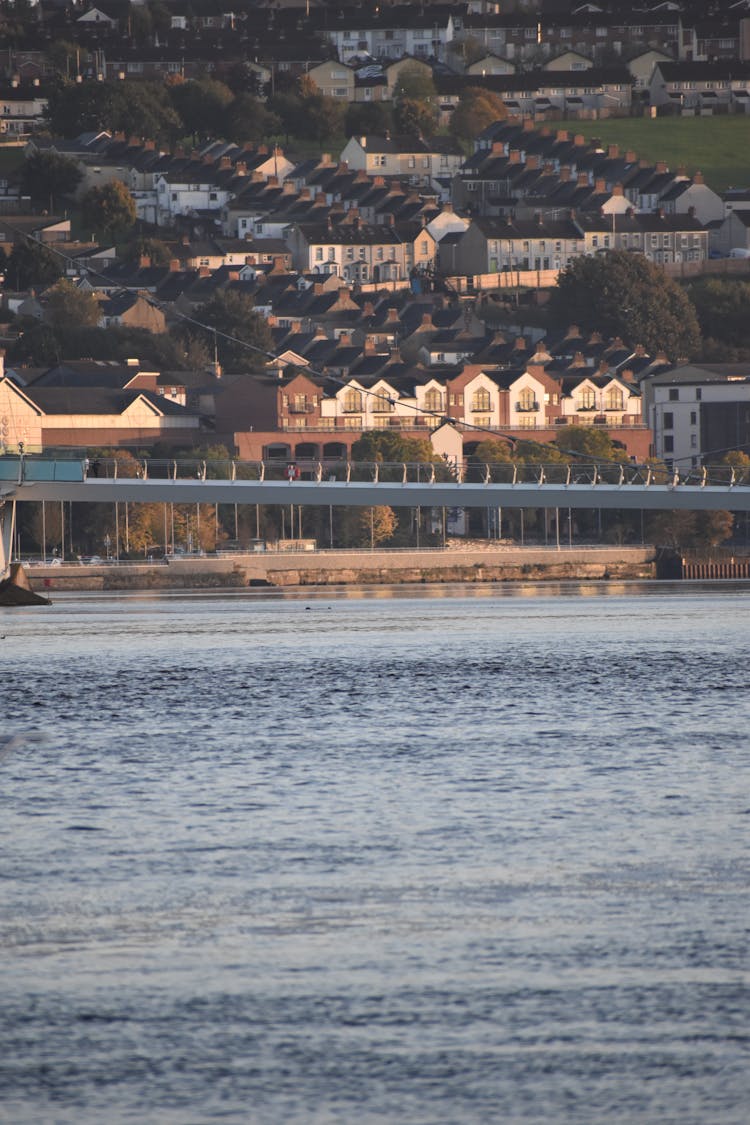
193, 290, 273, 373
225, 94, 281, 144
644, 509, 733, 549
548, 250, 701, 361
351, 430, 438, 465
393, 97, 438, 138
82, 180, 137, 240
345, 101, 393, 138
44, 279, 101, 332
45, 81, 123, 136
7, 240, 62, 290
449, 87, 507, 143
127, 236, 173, 266
392, 63, 437, 102
553, 425, 628, 463
45, 79, 180, 143
473, 438, 514, 463
20, 151, 82, 212
685, 277, 750, 361
339, 505, 397, 548
171, 78, 234, 141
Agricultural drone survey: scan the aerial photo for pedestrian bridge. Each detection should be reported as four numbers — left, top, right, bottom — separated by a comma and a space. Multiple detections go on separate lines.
4, 453, 750, 575
3, 455, 750, 513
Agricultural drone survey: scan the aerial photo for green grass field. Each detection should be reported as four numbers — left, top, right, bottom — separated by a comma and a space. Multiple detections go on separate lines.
548, 116, 750, 193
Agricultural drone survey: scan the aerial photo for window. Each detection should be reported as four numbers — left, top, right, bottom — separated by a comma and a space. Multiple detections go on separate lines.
420, 241, 428, 254
664, 435, 674, 453
343, 389, 363, 413
328, 248, 336, 260
695, 388, 702, 401
690, 434, 697, 448
578, 388, 596, 410
518, 387, 537, 411
663, 412, 674, 429
408, 156, 416, 168
471, 388, 491, 412
605, 388, 624, 411
690, 411, 697, 425
424, 388, 443, 412
315, 247, 323, 261
669, 389, 679, 401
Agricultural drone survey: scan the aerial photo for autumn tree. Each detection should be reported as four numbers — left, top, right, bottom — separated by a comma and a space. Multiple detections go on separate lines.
393, 97, 438, 137
548, 250, 701, 361
338, 505, 397, 548
449, 87, 507, 144
392, 63, 437, 103
82, 180, 137, 240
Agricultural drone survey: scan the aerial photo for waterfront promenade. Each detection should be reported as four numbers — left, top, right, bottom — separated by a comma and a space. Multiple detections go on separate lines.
26, 544, 657, 591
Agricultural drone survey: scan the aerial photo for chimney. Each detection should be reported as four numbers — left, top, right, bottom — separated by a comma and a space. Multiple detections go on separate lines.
595, 178, 605, 193
139, 255, 151, 268
559, 166, 571, 183
655, 161, 668, 174
113, 131, 125, 142
607, 144, 619, 159
363, 337, 377, 355
363, 301, 375, 317
514, 336, 527, 350
355, 169, 369, 182
338, 331, 352, 347
571, 350, 587, 367
693, 170, 704, 185
620, 367, 634, 384
198, 266, 211, 278
523, 117, 535, 132
219, 156, 232, 170
577, 172, 589, 187
386, 307, 400, 323
556, 130, 569, 142
144, 139, 156, 151
526, 155, 539, 171
612, 182, 624, 196
491, 140, 505, 154
169, 258, 180, 272
625, 150, 636, 163
421, 312, 434, 329
389, 346, 402, 363
266, 175, 279, 187
574, 134, 585, 147
271, 256, 287, 272
235, 161, 247, 176
509, 149, 521, 164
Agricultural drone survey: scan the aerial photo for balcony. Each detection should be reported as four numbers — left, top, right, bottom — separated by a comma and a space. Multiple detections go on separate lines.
470, 401, 493, 413
515, 400, 539, 412
341, 404, 364, 414
288, 403, 315, 415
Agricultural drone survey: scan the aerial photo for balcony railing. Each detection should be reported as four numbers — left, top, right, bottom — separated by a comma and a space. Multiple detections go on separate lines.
515, 401, 540, 412
287, 403, 315, 415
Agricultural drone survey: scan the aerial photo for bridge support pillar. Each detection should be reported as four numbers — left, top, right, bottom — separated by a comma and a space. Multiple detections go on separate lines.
0, 500, 15, 579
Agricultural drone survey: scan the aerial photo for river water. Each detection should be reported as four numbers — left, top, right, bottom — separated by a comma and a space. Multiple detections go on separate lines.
1, 583, 749, 1124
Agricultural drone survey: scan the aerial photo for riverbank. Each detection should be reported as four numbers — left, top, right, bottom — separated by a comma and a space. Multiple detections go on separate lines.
22, 545, 657, 593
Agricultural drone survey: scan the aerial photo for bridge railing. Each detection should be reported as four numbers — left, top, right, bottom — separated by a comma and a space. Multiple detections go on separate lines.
6, 455, 750, 491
